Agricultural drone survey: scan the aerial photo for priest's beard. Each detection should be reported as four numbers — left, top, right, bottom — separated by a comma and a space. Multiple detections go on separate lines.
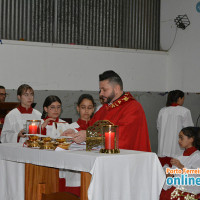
105, 90, 116, 104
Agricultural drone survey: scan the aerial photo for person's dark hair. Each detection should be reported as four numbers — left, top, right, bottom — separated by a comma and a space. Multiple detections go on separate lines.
77, 94, 96, 107
166, 90, 184, 107
181, 127, 200, 150
0, 86, 5, 89
41, 95, 62, 119
99, 70, 123, 90
17, 84, 34, 96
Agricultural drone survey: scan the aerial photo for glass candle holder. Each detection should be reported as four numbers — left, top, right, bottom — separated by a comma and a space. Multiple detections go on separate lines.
100, 125, 120, 154
26, 120, 41, 135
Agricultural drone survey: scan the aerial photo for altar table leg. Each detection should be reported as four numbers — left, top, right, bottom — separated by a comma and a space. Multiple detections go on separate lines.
80, 172, 92, 200
25, 164, 59, 200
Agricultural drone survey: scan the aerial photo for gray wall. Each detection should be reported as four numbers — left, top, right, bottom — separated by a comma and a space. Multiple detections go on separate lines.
5, 89, 200, 153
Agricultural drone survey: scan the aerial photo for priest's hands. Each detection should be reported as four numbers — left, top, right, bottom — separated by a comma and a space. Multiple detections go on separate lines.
41, 118, 55, 129
73, 130, 86, 144
18, 129, 26, 138
61, 129, 76, 138
170, 158, 184, 169
61, 129, 86, 143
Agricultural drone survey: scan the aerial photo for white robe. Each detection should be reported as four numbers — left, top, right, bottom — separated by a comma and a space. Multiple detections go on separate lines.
42, 120, 81, 187
1, 108, 42, 143
41, 118, 71, 138
163, 150, 200, 195
69, 121, 79, 131
68, 121, 86, 150
59, 121, 85, 187
157, 106, 194, 157
0, 108, 41, 200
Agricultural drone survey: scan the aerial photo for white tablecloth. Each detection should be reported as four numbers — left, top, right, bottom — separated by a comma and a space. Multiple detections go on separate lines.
0, 143, 165, 200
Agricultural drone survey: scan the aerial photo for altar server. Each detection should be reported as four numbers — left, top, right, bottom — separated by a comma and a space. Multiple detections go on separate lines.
1, 84, 41, 143
160, 127, 200, 200
59, 94, 95, 197
157, 90, 194, 157
69, 94, 95, 132
41, 95, 71, 137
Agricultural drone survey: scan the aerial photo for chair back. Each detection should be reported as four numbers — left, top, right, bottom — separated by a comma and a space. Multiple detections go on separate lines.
42, 192, 80, 200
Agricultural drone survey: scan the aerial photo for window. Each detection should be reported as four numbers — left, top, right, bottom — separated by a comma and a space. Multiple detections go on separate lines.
0, 0, 160, 50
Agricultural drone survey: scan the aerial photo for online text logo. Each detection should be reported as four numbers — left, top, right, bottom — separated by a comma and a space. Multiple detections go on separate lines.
166, 168, 200, 186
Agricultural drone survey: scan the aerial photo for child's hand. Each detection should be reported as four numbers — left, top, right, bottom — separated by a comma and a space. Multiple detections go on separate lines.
170, 158, 184, 169
73, 130, 86, 144
18, 129, 26, 138
61, 129, 76, 137
42, 118, 55, 129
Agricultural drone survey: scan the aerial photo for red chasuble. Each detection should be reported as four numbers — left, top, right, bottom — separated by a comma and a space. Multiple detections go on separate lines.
89, 92, 151, 152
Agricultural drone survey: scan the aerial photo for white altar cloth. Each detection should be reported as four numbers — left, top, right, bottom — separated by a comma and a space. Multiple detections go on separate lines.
0, 143, 165, 200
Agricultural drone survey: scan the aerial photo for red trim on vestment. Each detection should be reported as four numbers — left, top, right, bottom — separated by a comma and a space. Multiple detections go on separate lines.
17, 105, 33, 114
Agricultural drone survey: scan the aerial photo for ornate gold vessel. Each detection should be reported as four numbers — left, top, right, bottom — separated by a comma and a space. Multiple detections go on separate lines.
25, 140, 40, 148
57, 142, 71, 150
25, 136, 70, 150
40, 142, 56, 150
41, 137, 51, 142
28, 135, 39, 141
56, 137, 66, 143
86, 120, 114, 151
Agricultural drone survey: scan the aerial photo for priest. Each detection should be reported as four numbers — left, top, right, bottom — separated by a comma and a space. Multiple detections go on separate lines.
66, 70, 151, 152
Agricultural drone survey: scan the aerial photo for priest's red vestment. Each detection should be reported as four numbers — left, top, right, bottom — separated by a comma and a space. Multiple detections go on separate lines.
89, 92, 151, 152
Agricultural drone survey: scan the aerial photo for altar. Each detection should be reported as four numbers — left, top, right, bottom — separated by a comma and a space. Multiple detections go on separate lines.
0, 143, 165, 200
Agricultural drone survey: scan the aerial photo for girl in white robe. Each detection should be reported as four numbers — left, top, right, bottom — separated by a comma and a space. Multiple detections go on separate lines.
64, 94, 95, 145
160, 127, 200, 200
60, 94, 95, 197
157, 90, 193, 157
41, 95, 71, 137
1, 84, 41, 143
40, 95, 81, 196
69, 94, 95, 132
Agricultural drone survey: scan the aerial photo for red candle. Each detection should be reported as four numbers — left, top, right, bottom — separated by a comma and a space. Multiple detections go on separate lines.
105, 131, 115, 150
29, 124, 38, 134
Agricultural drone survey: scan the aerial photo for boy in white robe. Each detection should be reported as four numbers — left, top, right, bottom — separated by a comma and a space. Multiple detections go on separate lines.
0, 84, 41, 200
1, 84, 41, 143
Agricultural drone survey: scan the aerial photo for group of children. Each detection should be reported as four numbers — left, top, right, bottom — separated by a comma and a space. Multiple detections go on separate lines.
1, 84, 200, 199
1, 84, 96, 144
0, 84, 96, 197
